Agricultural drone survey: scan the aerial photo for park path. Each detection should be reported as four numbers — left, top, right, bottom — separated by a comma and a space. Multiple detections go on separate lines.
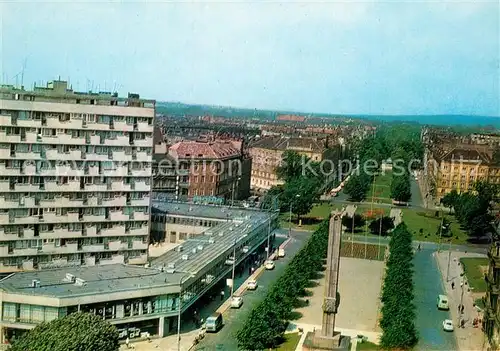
390, 208, 402, 226
435, 251, 487, 351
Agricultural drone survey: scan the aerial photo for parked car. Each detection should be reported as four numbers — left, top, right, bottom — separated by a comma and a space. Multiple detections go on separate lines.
205, 313, 223, 332
443, 319, 454, 332
278, 248, 285, 258
247, 279, 258, 290
265, 260, 275, 270
230, 296, 243, 308
437, 295, 449, 310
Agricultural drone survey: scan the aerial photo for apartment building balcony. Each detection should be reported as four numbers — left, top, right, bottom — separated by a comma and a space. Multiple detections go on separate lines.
100, 254, 125, 265
83, 214, 106, 222
0, 198, 18, 209
12, 248, 38, 256
55, 180, 81, 192
40, 135, 58, 144
102, 196, 127, 207
58, 134, 86, 145
83, 153, 109, 161
133, 138, 153, 147
110, 210, 129, 221
133, 180, 150, 191
0, 246, 9, 256
85, 183, 108, 192
82, 226, 97, 237
0, 165, 22, 176
81, 244, 105, 252
15, 184, 39, 192
0, 181, 11, 191
21, 164, 37, 175
13, 216, 39, 224
129, 168, 151, 177
132, 240, 148, 250
136, 121, 153, 132
24, 131, 38, 143
14, 151, 42, 160
40, 228, 80, 239
127, 226, 148, 236
86, 165, 100, 176
128, 254, 148, 265
22, 260, 34, 270
107, 167, 128, 176
0, 149, 11, 158
0, 133, 21, 142
111, 182, 132, 191
105, 136, 130, 146
113, 121, 134, 132
112, 151, 133, 162
45, 149, 82, 160
0, 114, 12, 126
135, 151, 150, 162
56, 197, 85, 207
101, 225, 126, 236
84, 122, 111, 131
86, 197, 102, 206
45, 116, 83, 129
108, 241, 129, 251
130, 197, 150, 206
133, 212, 149, 221
0, 231, 18, 241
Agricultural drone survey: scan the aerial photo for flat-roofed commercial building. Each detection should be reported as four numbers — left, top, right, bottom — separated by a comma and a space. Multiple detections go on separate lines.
0, 81, 155, 272
0, 203, 278, 344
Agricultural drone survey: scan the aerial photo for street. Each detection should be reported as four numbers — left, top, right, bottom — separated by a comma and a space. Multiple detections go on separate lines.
194, 230, 310, 351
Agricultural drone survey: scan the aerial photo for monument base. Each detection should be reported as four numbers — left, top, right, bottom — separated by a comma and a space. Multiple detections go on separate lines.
302, 330, 351, 351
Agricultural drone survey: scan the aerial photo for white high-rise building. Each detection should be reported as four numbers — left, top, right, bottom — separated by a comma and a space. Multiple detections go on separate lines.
0, 80, 155, 272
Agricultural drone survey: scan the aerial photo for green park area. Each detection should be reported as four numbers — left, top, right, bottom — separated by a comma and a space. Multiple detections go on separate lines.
460, 257, 489, 293
357, 341, 380, 350
280, 202, 471, 245
272, 333, 301, 351
366, 171, 393, 204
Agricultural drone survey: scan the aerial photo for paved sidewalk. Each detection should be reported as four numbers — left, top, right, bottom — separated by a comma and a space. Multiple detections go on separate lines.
435, 251, 487, 351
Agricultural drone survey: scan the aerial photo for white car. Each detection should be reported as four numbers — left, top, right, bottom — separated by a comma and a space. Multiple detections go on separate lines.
247, 279, 258, 290
443, 319, 454, 332
230, 296, 243, 308
265, 260, 275, 270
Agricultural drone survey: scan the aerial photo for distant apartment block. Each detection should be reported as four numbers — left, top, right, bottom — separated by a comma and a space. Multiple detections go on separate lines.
424, 144, 500, 203
249, 136, 326, 192
276, 114, 306, 123
0, 80, 155, 272
152, 140, 251, 202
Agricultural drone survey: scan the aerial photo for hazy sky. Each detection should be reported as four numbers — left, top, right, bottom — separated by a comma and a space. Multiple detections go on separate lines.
1, 1, 499, 116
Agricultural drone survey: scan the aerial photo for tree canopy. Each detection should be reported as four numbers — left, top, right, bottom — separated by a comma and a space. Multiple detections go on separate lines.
10, 312, 119, 351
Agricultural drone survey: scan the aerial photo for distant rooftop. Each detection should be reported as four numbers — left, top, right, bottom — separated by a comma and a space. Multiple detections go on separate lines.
249, 136, 325, 153
0, 80, 155, 106
168, 140, 241, 160
151, 200, 262, 220
0, 264, 183, 298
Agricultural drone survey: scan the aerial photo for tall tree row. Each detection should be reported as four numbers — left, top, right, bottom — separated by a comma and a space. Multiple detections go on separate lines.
380, 223, 418, 350
236, 219, 330, 350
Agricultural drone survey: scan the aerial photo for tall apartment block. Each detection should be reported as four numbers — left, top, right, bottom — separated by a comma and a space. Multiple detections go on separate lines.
0, 80, 155, 273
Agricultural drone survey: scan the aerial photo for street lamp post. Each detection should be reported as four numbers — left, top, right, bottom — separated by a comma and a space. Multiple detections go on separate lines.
177, 273, 193, 351
459, 282, 465, 325
288, 194, 300, 237
230, 239, 237, 298
446, 239, 453, 282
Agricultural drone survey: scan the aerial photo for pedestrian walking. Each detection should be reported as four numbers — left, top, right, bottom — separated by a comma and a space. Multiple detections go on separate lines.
125, 337, 130, 349
461, 305, 465, 314
251, 267, 255, 274
451, 281, 455, 289
458, 304, 462, 313
220, 289, 225, 301
461, 319, 465, 328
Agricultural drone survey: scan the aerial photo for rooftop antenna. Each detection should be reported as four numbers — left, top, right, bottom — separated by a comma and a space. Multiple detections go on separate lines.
21, 57, 27, 88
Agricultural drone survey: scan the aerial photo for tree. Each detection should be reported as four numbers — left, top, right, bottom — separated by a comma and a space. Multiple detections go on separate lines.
341, 214, 366, 231
282, 177, 320, 220
276, 150, 306, 182
344, 175, 370, 202
369, 216, 395, 236
441, 189, 459, 213
390, 174, 411, 203
10, 312, 119, 351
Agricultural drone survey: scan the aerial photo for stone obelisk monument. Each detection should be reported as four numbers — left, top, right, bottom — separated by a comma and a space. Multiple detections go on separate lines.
303, 211, 350, 351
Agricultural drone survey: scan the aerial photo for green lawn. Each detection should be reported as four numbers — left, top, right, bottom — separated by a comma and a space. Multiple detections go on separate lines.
279, 203, 339, 231
367, 171, 393, 203
356, 341, 380, 350
273, 332, 301, 351
401, 209, 469, 245
460, 257, 489, 293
